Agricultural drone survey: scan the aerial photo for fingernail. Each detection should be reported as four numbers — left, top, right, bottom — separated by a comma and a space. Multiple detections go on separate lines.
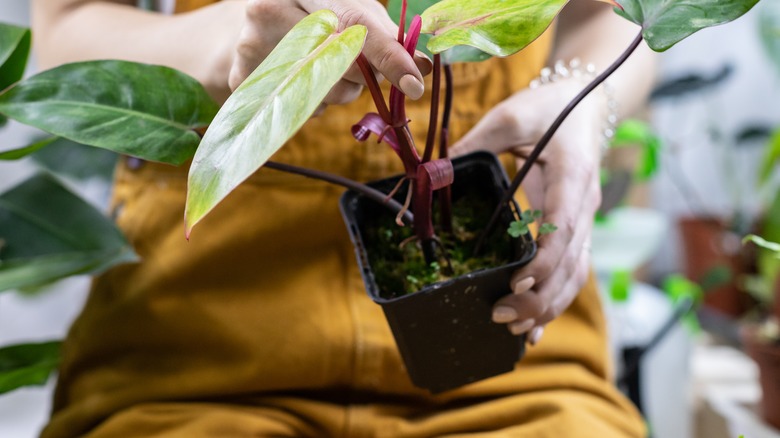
399, 74, 424, 100
492, 306, 518, 323
513, 277, 535, 294
414, 50, 433, 68
529, 326, 545, 345
509, 319, 535, 335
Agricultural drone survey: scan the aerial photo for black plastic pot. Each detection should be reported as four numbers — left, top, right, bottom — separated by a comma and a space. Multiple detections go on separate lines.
340, 151, 536, 393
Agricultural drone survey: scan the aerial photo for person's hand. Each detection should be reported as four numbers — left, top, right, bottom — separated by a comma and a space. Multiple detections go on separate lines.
449, 78, 604, 345
228, 0, 432, 109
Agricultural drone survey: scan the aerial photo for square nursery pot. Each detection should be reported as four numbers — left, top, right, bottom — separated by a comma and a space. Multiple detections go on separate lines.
340, 151, 536, 393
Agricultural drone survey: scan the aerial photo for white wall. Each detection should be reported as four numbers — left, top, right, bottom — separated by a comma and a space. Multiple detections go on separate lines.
649, 2, 780, 278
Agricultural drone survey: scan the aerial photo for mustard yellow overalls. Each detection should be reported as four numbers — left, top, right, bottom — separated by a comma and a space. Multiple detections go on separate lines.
42, 1, 645, 436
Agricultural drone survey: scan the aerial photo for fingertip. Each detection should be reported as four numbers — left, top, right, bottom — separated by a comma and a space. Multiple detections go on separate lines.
399, 74, 425, 100
529, 326, 545, 345
509, 319, 535, 336
512, 277, 535, 294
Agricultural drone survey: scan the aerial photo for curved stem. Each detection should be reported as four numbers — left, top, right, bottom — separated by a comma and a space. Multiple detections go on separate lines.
264, 161, 414, 225
477, 31, 644, 252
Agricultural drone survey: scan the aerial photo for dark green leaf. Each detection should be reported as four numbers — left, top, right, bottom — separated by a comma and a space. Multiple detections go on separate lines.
0, 23, 31, 92
616, 0, 760, 52
0, 341, 61, 394
421, 0, 568, 57
31, 137, 118, 181
0, 174, 137, 292
0, 136, 57, 160
649, 65, 733, 101
0, 60, 218, 165
185, 11, 367, 234
734, 125, 773, 145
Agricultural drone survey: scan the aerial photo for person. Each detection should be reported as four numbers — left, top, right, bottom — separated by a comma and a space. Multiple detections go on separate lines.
33, 0, 656, 436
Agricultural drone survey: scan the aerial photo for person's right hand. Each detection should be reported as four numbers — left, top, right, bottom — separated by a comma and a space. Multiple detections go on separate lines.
228, 0, 432, 108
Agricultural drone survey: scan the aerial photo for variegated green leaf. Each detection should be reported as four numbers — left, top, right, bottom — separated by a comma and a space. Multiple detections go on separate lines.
421, 0, 567, 57
0, 61, 218, 165
616, 0, 760, 52
185, 10, 367, 234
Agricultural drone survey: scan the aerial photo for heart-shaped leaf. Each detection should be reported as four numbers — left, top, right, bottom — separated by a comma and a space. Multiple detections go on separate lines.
616, 0, 760, 52
421, 0, 568, 57
0, 341, 61, 394
0, 23, 31, 92
0, 60, 218, 165
0, 174, 137, 292
185, 10, 367, 235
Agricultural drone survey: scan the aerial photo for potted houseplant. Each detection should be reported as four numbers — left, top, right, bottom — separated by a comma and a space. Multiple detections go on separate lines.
741, 235, 780, 429
0, 0, 764, 393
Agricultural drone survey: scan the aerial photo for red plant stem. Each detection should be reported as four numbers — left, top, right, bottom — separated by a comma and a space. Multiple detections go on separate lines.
438, 64, 454, 234
264, 160, 413, 225
397, 0, 407, 43
356, 54, 391, 124
356, 52, 419, 176
413, 169, 437, 264
422, 54, 441, 163
476, 31, 644, 253
393, 124, 421, 178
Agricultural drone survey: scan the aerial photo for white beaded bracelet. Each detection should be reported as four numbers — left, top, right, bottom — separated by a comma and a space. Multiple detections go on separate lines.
529, 58, 618, 157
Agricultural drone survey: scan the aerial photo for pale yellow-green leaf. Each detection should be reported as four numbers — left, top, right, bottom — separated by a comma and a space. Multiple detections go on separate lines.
185, 10, 367, 235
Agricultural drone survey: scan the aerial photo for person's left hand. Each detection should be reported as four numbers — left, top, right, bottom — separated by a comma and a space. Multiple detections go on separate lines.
448, 77, 604, 345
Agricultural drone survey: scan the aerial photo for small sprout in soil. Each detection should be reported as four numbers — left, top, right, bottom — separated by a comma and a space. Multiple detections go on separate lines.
507, 210, 556, 238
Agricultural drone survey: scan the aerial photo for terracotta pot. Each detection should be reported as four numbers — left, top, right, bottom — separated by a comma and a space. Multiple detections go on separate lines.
678, 217, 749, 317
741, 325, 780, 430
340, 151, 536, 393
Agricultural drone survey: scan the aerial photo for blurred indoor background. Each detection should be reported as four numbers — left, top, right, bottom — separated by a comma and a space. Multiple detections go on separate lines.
1, 0, 779, 437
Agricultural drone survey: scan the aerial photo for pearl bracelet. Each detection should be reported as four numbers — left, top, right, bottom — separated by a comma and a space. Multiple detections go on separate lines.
529, 58, 618, 157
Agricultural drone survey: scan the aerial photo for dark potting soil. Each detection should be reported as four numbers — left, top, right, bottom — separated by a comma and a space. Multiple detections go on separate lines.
363, 187, 514, 299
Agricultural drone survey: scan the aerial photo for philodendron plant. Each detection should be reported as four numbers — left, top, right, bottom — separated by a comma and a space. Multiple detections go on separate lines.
0, 0, 761, 394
